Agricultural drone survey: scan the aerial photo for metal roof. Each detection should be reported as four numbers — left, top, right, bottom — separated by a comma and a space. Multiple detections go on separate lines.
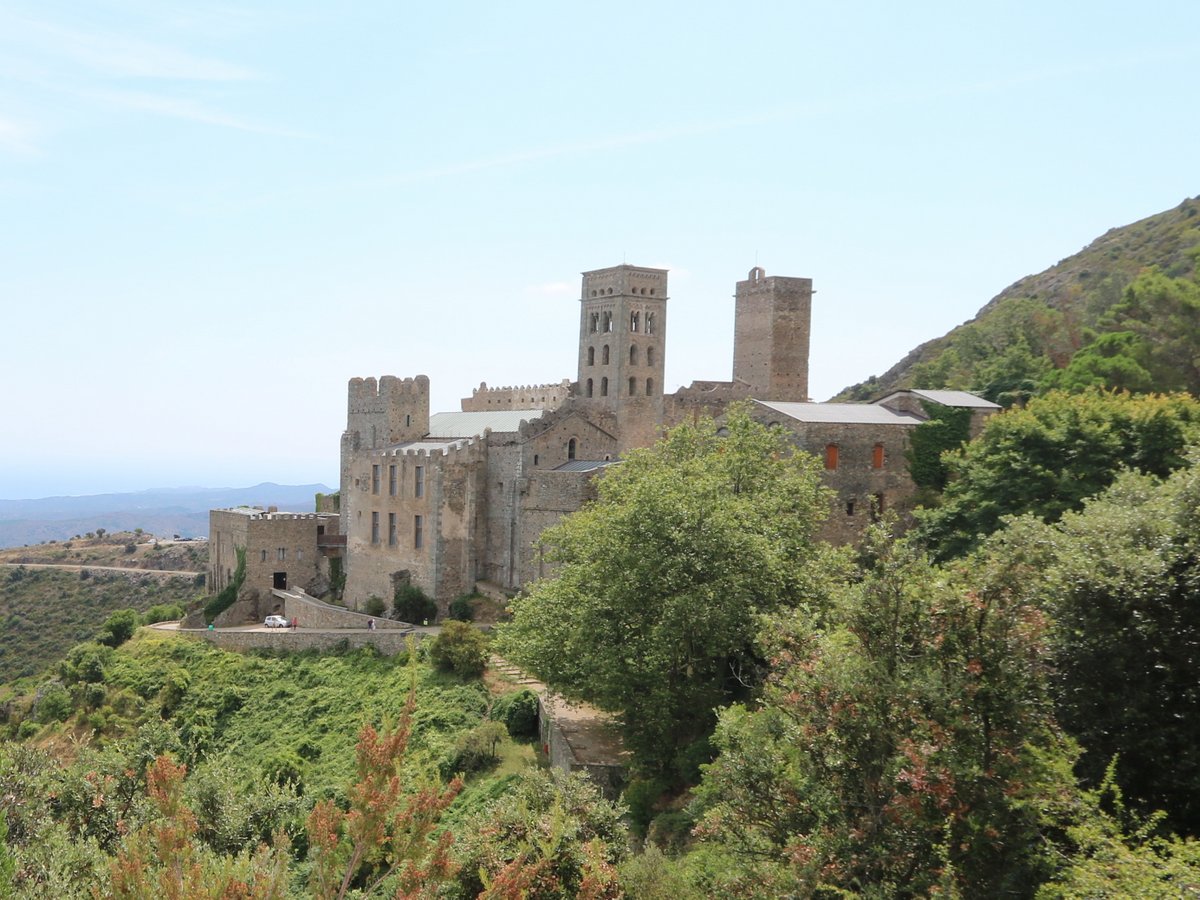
755, 400, 923, 426
426, 410, 544, 438
905, 389, 1001, 409
386, 439, 471, 454
552, 460, 616, 473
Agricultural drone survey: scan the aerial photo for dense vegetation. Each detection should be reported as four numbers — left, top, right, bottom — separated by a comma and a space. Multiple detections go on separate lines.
837, 195, 1200, 403
6, 397, 1200, 894
0, 568, 201, 682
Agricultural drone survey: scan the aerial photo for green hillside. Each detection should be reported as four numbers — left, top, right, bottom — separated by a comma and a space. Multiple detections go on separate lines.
838, 195, 1200, 402
0, 568, 202, 683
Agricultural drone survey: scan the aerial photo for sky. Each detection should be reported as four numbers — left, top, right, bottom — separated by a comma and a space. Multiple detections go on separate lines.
1, 1, 1198, 499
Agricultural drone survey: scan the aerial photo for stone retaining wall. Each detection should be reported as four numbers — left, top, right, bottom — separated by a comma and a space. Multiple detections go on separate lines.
175, 628, 422, 656
280, 591, 411, 629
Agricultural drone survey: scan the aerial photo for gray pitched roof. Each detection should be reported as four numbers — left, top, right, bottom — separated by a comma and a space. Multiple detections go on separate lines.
755, 400, 923, 426
426, 410, 545, 438
904, 389, 1001, 409
552, 460, 616, 473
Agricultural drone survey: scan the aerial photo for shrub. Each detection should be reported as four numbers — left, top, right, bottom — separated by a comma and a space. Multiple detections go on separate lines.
623, 777, 670, 836
142, 603, 184, 625
448, 592, 476, 622
98, 608, 141, 648
364, 595, 387, 617
393, 584, 437, 624
492, 688, 539, 738
448, 721, 508, 775
428, 620, 487, 678
35, 682, 72, 723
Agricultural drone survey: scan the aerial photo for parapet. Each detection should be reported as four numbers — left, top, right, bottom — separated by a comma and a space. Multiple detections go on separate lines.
581, 264, 669, 301
461, 379, 572, 412
736, 266, 812, 296
347, 374, 430, 412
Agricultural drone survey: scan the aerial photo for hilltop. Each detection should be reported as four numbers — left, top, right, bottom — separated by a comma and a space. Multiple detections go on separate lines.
837, 195, 1200, 400
0, 482, 332, 549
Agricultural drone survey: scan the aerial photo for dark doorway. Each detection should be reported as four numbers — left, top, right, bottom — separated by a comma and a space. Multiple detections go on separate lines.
273, 572, 287, 589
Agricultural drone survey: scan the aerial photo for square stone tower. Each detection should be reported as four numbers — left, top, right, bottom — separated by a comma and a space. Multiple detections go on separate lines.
732, 267, 812, 402
577, 264, 668, 451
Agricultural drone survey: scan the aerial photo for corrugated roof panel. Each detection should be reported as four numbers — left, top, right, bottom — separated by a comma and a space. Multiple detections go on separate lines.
427, 410, 545, 438
908, 389, 1001, 409
551, 460, 616, 473
756, 400, 923, 426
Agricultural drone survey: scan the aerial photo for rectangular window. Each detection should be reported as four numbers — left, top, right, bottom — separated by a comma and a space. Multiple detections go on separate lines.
388, 464, 397, 496
260, 549, 267, 562
414, 466, 425, 498
414, 514, 423, 549
825, 444, 839, 470
297, 549, 304, 561
371, 465, 380, 495
276, 547, 286, 561
371, 512, 379, 544
872, 443, 885, 469
388, 513, 397, 546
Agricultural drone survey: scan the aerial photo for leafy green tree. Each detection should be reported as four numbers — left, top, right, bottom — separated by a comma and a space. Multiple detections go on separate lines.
393, 584, 436, 624
498, 408, 842, 776
691, 526, 1078, 897
429, 620, 488, 679
984, 461, 1200, 833
1048, 331, 1156, 393
1106, 269, 1200, 393
98, 609, 141, 648
916, 389, 1200, 559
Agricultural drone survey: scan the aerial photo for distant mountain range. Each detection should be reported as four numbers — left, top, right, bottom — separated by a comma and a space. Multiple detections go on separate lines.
0, 483, 333, 549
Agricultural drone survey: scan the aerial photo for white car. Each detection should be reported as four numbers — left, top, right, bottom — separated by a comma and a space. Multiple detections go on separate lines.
264, 615, 289, 628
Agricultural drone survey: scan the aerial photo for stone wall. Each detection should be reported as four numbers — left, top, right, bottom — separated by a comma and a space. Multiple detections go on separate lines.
461, 379, 571, 412
281, 591, 412, 629
664, 380, 753, 428
517, 469, 602, 585
208, 509, 332, 601
177, 627, 420, 656
732, 267, 812, 402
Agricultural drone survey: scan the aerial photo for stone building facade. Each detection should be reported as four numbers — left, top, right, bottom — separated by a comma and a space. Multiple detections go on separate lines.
208, 507, 341, 603
328, 264, 998, 610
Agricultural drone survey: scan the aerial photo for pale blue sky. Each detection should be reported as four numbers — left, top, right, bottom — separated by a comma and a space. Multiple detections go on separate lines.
1, 1, 1197, 498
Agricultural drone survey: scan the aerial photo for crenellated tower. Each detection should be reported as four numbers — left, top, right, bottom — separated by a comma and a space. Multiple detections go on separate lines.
344, 375, 430, 451
576, 264, 668, 451
732, 267, 812, 401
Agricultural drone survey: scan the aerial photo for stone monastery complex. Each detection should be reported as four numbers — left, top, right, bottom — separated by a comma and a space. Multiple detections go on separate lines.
209, 264, 999, 616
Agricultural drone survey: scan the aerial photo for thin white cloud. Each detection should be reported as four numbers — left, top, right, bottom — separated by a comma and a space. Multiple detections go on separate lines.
0, 114, 37, 154
86, 88, 313, 139
4, 13, 257, 81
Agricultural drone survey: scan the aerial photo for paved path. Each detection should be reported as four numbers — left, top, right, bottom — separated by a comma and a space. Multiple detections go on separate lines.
1, 562, 202, 578
149, 620, 443, 636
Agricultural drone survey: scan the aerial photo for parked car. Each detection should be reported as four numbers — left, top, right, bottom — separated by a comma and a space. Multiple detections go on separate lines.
264, 615, 289, 628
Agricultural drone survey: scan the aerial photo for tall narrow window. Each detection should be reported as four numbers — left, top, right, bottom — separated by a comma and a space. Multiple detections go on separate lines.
277, 547, 286, 561
370, 513, 379, 545
646, 312, 655, 335
600, 377, 608, 397
647, 346, 655, 365
414, 515, 423, 549
602, 345, 610, 365
629, 377, 636, 396
371, 465, 380, 494
630, 311, 640, 332
586, 378, 593, 397
602, 311, 613, 332
568, 438, 577, 460
846, 499, 856, 516
825, 444, 839, 470
646, 377, 653, 395
260, 549, 267, 563
630, 344, 638, 365
388, 464, 397, 496
589, 312, 599, 333
388, 513, 397, 546
587, 346, 595, 366
414, 466, 425, 498
872, 443, 885, 469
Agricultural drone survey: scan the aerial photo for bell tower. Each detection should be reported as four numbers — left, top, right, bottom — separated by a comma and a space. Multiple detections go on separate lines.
577, 264, 668, 451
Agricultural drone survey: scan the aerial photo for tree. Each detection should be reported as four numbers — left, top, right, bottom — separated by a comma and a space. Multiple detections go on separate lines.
498, 408, 842, 776
915, 389, 1200, 560
428, 621, 487, 679
983, 460, 1200, 834
690, 525, 1078, 897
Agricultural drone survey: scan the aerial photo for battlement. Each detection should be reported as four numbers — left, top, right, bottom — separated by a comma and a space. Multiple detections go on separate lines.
347, 375, 430, 411
369, 437, 479, 459
736, 267, 813, 296
581, 264, 668, 301
461, 379, 571, 412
